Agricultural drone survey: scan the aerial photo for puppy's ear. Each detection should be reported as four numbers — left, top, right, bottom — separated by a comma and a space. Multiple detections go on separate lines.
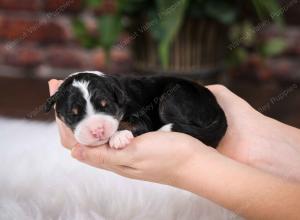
44, 91, 61, 113
113, 84, 128, 106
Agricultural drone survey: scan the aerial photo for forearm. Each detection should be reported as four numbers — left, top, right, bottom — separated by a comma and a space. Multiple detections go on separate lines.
264, 114, 300, 148
277, 119, 300, 147
174, 147, 300, 220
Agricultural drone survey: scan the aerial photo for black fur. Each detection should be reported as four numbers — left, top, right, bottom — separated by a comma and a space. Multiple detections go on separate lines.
45, 73, 227, 148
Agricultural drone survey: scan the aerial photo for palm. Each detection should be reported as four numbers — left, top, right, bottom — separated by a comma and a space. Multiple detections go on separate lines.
209, 85, 275, 160
208, 85, 300, 181
210, 86, 262, 162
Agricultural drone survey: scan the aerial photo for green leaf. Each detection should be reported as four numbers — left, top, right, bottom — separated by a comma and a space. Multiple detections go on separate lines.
147, 10, 162, 41
260, 38, 286, 57
226, 47, 248, 67
156, 0, 188, 69
241, 21, 255, 46
72, 19, 98, 49
73, 19, 85, 36
86, 0, 103, 7
117, 0, 149, 13
252, 0, 283, 24
98, 14, 123, 56
205, 1, 237, 25
234, 48, 248, 63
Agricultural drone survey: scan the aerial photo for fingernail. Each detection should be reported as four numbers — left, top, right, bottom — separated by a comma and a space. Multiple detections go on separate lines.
71, 147, 85, 160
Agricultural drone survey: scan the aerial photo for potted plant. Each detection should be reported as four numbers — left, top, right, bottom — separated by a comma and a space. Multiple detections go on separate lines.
74, 0, 282, 79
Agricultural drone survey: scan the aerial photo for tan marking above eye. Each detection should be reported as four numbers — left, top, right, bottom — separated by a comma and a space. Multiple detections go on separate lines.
71, 108, 79, 115
100, 99, 107, 107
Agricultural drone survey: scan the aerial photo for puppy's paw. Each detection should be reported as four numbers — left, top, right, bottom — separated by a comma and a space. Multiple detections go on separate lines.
109, 130, 134, 149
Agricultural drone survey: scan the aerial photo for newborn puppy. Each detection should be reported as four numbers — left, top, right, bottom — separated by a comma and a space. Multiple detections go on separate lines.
44, 71, 227, 149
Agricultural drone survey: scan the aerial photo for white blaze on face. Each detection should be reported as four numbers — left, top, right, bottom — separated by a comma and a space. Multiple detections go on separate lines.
72, 80, 119, 146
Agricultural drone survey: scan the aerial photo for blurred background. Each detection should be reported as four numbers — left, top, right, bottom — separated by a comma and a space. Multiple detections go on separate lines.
0, 0, 299, 127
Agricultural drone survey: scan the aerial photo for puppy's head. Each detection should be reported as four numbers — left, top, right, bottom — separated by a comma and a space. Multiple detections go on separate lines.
44, 71, 127, 146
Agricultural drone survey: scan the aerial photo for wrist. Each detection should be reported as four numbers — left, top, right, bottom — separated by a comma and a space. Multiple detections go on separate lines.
265, 115, 300, 148
171, 145, 219, 190
284, 124, 300, 147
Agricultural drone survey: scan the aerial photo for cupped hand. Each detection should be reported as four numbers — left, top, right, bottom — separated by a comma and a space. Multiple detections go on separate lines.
72, 131, 213, 185
48, 79, 79, 149
48, 80, 214, 185
207, 85, 300, 181
48, 80, 300, 182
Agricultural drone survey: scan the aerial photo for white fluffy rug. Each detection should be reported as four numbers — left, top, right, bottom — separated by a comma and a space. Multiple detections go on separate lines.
0, 117, 242, 220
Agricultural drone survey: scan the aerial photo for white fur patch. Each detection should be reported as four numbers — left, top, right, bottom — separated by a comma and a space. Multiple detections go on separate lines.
159, 123, 173, 132
74, 114, 119, 146
69, 70, 105, 78
72, 80, 94, 116
109, 130, 134, 149
72, 80, 119, 146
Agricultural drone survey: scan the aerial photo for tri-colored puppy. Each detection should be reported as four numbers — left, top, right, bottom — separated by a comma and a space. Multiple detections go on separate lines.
44, 71, 227, 149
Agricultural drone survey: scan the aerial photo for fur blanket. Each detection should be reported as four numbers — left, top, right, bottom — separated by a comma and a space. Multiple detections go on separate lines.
0, 117, 242, 220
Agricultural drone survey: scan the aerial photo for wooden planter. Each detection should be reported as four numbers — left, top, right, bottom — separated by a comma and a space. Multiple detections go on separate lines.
132, 19, 227, 79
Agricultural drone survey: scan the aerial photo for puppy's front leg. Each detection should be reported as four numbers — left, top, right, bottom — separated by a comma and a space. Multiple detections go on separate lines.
108, 115, 153, 149
109, 130, 134, 149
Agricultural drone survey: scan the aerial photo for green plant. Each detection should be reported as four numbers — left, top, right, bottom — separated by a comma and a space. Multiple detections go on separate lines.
73, 0, 282, 68
227, 18, 287, 68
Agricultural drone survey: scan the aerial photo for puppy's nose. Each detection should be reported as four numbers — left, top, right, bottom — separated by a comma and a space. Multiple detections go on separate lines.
91, 126, 105, 139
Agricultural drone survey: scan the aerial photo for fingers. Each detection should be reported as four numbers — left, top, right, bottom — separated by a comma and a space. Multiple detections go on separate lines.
206, 84, 233, 101
71, 145, 134, 167
48, 79, 78, 149
206, 84, 251, 110
71, 145, 140, 179
48, 79, 63, 96
56, 118, 79, 149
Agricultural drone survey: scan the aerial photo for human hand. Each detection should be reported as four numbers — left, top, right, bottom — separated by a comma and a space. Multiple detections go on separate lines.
48, 79, 80, 149
72, 131, 214, 185
207, 85, 300, 181
49, 80, 300, 182
48, 79, 216, 185
48, 80, 300, 220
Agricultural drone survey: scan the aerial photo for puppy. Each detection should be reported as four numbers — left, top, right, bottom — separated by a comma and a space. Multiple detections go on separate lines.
44, 71, 227, 149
